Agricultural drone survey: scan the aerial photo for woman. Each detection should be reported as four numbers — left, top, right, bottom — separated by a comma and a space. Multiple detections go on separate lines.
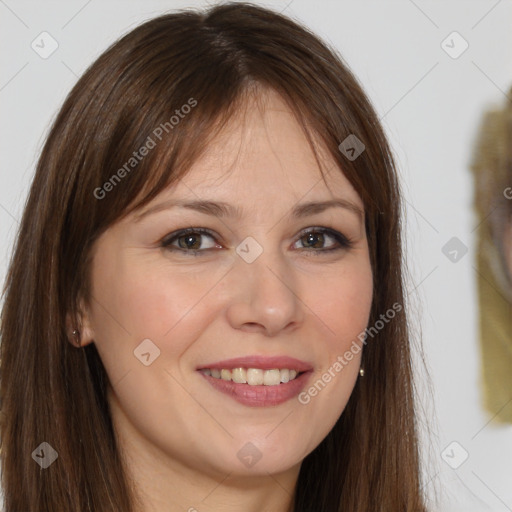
0, 2, 429, 510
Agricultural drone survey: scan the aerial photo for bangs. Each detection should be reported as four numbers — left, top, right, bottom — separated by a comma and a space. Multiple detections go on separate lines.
100, 79, 335, 228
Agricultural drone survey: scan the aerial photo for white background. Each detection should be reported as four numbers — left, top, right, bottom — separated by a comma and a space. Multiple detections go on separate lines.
1, 1, 511, 510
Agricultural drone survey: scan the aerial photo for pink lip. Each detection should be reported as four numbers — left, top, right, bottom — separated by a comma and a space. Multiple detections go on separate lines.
198, 370, 313, 407
196, 356, 314, 407
196, 355, 313, 372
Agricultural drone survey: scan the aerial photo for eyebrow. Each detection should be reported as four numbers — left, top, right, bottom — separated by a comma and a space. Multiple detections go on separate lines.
134, 198, 364, 223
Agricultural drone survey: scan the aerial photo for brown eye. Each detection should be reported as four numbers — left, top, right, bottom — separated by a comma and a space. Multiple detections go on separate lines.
162, 228, 219, 255
176, 233, 202, 250
300, 231, 326, 249
293, 227, 353, 254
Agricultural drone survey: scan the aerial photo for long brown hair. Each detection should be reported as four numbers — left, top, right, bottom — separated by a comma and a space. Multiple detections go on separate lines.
0, 3, 430, 510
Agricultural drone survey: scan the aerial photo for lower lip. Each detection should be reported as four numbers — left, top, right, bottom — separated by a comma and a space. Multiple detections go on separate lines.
198, 371, 313, 407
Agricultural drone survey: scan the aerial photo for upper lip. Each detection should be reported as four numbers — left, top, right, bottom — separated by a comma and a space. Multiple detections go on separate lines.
197, 355, 313, 372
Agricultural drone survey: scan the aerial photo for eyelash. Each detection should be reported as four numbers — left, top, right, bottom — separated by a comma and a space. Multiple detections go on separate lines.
160, 226, 353, 257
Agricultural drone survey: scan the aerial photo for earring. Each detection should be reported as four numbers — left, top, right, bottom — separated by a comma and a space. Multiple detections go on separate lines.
359, 367, 365, 377
72, 329, 81, 346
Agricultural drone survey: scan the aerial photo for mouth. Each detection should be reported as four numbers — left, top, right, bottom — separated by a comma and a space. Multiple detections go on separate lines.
196, 355, 313, 407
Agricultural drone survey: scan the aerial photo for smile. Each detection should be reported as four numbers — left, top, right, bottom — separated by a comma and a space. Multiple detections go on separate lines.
196, 355, 314, 406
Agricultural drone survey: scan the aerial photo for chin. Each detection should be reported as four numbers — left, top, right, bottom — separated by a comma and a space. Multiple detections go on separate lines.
196, 437, 304, 478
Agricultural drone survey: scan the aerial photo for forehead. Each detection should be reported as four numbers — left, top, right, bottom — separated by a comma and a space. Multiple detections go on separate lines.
170, 89, 362, 207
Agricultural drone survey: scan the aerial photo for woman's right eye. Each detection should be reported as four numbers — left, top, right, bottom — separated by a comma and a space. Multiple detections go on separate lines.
161, 228, 220, 256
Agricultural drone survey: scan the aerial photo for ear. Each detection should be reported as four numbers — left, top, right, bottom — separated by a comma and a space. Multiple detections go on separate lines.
65, 298, 95, 348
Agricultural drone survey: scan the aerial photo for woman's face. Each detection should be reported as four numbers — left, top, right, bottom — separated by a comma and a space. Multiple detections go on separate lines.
79, 89, 373, 482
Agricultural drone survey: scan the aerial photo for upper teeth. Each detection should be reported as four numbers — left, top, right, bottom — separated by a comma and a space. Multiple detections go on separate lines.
201, 368, 299, 386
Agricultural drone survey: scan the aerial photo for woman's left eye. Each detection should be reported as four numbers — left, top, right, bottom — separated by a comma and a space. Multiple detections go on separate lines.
161, 227, 353, 256
292, 227, 353, 254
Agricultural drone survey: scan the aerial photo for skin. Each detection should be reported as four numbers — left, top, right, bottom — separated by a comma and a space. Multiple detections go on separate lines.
70, 88, 373, 512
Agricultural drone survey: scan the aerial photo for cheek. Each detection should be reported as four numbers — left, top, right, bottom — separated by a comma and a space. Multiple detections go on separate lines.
300, 258, 372, 393
307, 258, 373, 349
90, 254, 226, 366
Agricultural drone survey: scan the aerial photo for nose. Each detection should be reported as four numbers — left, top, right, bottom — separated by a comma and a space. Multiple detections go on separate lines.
224, 243, 305, 337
